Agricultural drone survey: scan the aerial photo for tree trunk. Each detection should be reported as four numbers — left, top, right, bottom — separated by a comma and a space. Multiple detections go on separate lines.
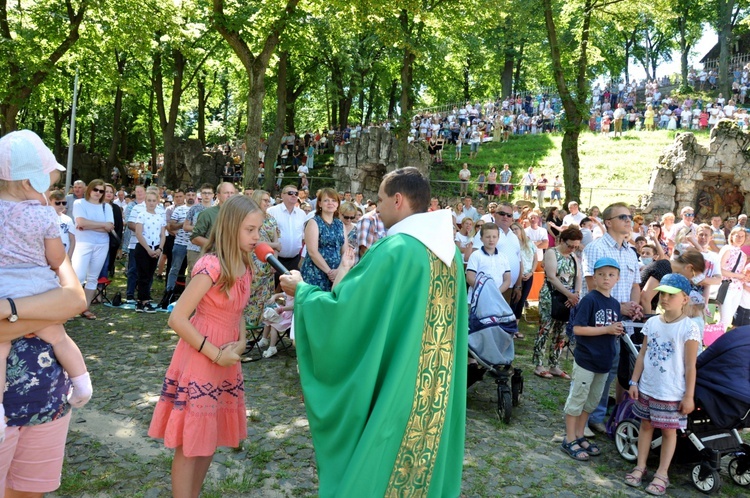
542, 0, 591, 204
107, 52, 126, 168
463, 56, 471, 102
501, 17, 515, 98
89, 120, 96, 154
213, 0, 300, 189
561, 130, 581, 205
387, 78, 398, 119
331, 96, 339, 130
718, 0, 735, 98
148, 87, 157, 179
197, 75, 207, 146
365, 75, 377, 125
153, 47, 185, 187
244, 64, 266, 190
52, 104, 69, 159
265, 51, 288, 191
397, 44, 416, 169
678, 19, 690, 91
107, 86, 124, 167
513, 39, 525, 91
338, 97, 352, 129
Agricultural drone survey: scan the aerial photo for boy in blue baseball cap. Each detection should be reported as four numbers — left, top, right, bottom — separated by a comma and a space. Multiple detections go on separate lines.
561, 257, 623, 461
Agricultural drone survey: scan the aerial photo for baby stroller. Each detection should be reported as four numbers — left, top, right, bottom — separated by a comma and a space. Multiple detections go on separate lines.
467, 272, 523, 423
611, 324, 750, 494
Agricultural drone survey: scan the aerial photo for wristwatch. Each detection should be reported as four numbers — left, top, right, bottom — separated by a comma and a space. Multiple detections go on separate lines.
628, 380, 638, 387
6, 298, 18, 323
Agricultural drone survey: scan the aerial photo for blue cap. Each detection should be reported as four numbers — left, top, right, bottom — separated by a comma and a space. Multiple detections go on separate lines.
654, 273, 691, 295
594, 257, 620, 271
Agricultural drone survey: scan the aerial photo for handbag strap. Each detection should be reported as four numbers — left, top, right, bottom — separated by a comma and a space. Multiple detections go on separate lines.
726, 250, 743, 280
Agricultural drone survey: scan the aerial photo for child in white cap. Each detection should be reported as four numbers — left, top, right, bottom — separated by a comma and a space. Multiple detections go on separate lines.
0, 130, 93, 438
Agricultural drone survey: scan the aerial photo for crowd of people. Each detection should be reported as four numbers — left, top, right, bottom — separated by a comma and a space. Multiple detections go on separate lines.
2, 112, 750, 496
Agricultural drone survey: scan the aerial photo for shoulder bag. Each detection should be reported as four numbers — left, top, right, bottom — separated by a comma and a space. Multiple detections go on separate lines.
716, 251, 742, 305
546, 253, 577, 322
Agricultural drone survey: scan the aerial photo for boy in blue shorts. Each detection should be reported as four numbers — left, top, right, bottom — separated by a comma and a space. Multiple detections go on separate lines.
561, 257, 624, 461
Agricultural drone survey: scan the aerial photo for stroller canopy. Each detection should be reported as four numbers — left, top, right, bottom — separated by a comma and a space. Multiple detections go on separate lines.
467, 272, 518, 367
695, 326, 750, 429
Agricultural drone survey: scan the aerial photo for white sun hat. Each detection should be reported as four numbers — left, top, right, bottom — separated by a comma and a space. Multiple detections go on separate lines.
0, 130, 66, 193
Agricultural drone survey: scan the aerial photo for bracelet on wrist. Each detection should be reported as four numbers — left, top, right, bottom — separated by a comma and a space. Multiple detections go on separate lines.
212, 347, 223, 364
629, 380, 638, 387
198, 336, 207, 353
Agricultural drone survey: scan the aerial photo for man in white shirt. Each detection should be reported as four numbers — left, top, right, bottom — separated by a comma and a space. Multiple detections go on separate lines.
522, 167, 536, 201
524, 212, 548, 261
456, 196, 479, 224
480, 202, 497, 223
562, 201, 585, 228
268, 184, 307, 287
492, 202, 523, 306
113, 189, 128, 211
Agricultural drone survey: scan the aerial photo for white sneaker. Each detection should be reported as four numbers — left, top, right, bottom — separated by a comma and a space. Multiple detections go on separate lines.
584, 426, 595, 438
257, 337, 269, 348
262, 346, 278, 358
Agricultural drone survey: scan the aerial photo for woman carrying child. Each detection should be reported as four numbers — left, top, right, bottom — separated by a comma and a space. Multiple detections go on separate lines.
149, 195, 263, 497
625, 273, 700, 496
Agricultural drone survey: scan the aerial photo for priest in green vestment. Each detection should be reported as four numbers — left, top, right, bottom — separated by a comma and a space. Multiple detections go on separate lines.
281, 167, 467, 498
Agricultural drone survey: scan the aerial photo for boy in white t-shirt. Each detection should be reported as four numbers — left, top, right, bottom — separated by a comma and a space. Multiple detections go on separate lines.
51, 190, 76, 259
465, 223, 510, 297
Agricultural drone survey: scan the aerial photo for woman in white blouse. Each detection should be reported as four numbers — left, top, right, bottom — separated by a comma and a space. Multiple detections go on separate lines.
134, 191, 166, 313
72, 179, 114, 320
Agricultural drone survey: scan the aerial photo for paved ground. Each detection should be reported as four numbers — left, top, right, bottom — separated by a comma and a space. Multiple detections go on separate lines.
48, 277, 748, 497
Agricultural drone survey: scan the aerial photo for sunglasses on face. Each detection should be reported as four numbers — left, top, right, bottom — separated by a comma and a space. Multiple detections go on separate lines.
684, 213, 695, 217
496, 211, 513, 217
92, 188, 105, 194
607, 214, 633, 221
54, 201, 67, 206
343, 215, 356, 220
285, 191, 299, 196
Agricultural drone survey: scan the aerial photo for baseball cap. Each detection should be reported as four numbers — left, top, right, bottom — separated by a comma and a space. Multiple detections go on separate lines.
0, 130, 65, 194
654, 273, 691, 295
594, 257, 620, 271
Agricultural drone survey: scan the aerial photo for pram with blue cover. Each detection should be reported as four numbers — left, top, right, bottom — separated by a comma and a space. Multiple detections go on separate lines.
612, 324, 750, 494
467, 272, 523, 423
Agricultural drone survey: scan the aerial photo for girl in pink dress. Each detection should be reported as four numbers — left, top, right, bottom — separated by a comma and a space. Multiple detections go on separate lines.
149, 195, 263, 497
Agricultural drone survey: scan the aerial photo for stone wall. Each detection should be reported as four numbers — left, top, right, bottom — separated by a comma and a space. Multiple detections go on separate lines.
332, 127, 432, 200
173, 139, 228, 189
640, 120, 750, 221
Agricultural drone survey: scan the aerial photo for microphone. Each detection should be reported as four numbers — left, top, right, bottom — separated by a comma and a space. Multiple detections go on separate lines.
254, 243, 290, 275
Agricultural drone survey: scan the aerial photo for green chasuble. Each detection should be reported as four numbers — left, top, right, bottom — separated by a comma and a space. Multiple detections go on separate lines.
294, 233, 468, 497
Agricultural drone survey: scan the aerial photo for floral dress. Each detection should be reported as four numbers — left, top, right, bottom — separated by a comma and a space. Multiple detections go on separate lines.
533, 247, 577, 368
244, 215, 280, 326
300, 215, 344, 291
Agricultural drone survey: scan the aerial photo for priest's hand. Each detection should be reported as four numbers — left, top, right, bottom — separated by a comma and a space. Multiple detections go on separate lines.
280, 270, 303, 296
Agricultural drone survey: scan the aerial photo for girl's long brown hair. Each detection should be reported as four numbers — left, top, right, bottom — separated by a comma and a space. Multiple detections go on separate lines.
203, 195, 260, 296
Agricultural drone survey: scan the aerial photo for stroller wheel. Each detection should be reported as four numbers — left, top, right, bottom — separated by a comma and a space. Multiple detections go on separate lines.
691, 463, 722, 494
496, 385, 512, 424
728, 457, 750, 486
614, 419, 640, 462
